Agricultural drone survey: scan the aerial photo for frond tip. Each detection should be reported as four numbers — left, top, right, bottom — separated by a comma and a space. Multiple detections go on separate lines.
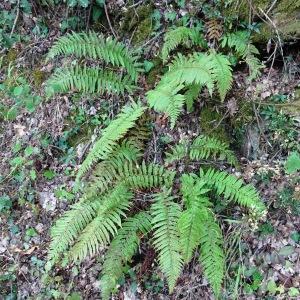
76, 102, 146, 181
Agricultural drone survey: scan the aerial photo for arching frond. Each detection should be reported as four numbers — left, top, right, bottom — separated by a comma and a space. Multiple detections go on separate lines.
147, 83, 185, 128
166, 135, 238, 166
47, 31, 141, 81
199, 211, 225, 297
178, 174, 212, 262
199, 168, 266, 215
209, 52, 233, 101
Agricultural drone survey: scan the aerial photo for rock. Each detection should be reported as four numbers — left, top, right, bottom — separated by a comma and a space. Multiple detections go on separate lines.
38, 191, 57, 211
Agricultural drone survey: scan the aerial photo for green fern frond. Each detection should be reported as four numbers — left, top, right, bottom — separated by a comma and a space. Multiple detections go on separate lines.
244, 46, 264, 81
164, 53, 215, 94
200, 168, 266, 215
47, 31, 141, 81
48, 199, 100, 264
199, 211, 225, 297
161, 26, 206, 62
76, 102, 146, 181
46, 66, 136, 96
179, 174, 212, 262
147, 83, 185, 128
209, 52, 233, 101
70, 184, 133, 262
100, 212, 152, 300
166, 135, 238, 166
151, 189, 183, 292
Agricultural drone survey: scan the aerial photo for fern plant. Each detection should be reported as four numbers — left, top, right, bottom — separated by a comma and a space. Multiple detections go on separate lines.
48, 113, 266, 299
46, 31, 142, 96
147, 51, 233, 127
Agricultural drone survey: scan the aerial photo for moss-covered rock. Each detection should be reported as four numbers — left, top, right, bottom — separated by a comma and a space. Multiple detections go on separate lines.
121, 4, 153, 45
32, 69, 47, 87
199, 106, 230, 143
224, 0, 300, 42
146, 57, 165, 87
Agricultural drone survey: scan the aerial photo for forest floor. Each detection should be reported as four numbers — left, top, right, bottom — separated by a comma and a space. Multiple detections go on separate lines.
0, 1, 300, 300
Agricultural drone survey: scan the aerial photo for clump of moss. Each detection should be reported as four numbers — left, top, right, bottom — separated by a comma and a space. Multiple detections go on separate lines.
32, 69, 47, 87
3, 48, 18, 65
146, 57, 165, 87
121, 5, 153, 45
199, 106, 230, 143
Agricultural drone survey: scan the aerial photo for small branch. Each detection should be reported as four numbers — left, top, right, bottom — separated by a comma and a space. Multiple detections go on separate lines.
10, 0, 21, 38
104, 2, 118, 39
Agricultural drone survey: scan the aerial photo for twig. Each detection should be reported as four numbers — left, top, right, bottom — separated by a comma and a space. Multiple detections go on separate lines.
86, 0, 93, 31
104, 2, 118, 39
267, 42, 278, 80
10, 0, 21, 38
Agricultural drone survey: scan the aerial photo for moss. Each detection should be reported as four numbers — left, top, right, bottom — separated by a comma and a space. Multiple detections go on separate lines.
146, 57, 164, 87
121, 4, 153, 45
230, 100, 254, 128
199, 106, 230, 143
3, 48, 18, 65
32, 69, 47, 87
224, 0, 300, 41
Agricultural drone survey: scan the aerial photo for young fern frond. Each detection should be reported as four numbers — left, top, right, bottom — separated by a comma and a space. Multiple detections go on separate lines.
46, 31, 141, 81
100, 212, 152, 300
199, 211, 225, 297
209, 52, 233, 101
200, 168, 266, 215
166, 135, 238, 166
151, 189, 183, 292
147, 83, 185, 128
161, 26, 206, 62
70, 184, 133, 262
178, 174, 212, 262
76, 102, 146, 181
46, 66, 136, 96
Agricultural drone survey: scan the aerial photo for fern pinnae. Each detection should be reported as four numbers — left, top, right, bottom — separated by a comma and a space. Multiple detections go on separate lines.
208, 52, 233, 101
178, 174, 212, 262
46, 31, 141, 81
48, 199, 100, 263
76, 102, 146, 182
151, 189, 183, 292
46, 66, 136, 96
100, 212, 152, 300
200, 168, 266, 215
70, 184, 133, 262
161, 26, 206, 62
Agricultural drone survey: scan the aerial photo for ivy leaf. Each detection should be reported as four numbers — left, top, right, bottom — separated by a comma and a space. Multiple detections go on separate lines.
285, 152, 300, 174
